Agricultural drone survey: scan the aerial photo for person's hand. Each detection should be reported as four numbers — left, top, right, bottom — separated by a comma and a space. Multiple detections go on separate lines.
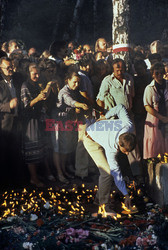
47, 81, 55, 87
124, 194, 131, 210
81, 104, 89, 110
37, 92, 47, 101
10, 98, 18, 109
160, 116, 168, 124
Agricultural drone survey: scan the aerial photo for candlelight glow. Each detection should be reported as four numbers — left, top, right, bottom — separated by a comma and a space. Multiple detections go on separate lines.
121, 202, 131, 213
98, 204, 107, 218
157, 153, 161, 159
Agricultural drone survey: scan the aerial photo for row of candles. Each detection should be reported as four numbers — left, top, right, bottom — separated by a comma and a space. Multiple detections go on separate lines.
0, 181, 143, 221
0, 184, 99, 220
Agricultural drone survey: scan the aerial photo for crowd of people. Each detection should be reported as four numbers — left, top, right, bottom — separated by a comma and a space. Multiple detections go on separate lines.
0, 37, 168, 210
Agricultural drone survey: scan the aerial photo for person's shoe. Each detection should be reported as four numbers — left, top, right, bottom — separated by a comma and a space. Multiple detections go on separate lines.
58, 175, 70, 184
47, 175, 56, 181
105, 204, 117, 215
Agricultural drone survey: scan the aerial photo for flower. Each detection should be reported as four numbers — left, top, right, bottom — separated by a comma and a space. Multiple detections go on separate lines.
66, 227, 75, 236
30, 213, 38, 221
76, 228, 89, 237
23, 242, 33, 250
13, 226, 26, 234
136, 237, 143, 246
44, 201, 50, 209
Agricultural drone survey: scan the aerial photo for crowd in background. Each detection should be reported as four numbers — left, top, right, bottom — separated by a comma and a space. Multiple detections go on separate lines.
0, 37, 168, 188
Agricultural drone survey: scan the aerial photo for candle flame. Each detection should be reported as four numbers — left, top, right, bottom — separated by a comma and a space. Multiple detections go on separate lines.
121, 202, 131, 213
98, 204, 107, 218
137, 189, 141, 195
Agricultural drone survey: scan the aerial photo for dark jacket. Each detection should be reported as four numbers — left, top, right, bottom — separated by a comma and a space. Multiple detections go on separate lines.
0, 73, 22, 132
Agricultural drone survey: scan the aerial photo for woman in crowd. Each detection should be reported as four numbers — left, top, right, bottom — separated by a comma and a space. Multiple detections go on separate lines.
143, 62, 168, 159
132, 59, 152, 157
39, 59, 62, 115
21, 63, 55, 187
51, 68, 89, 184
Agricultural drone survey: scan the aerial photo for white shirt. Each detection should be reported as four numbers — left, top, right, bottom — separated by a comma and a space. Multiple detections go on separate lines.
86, 104, 134, 195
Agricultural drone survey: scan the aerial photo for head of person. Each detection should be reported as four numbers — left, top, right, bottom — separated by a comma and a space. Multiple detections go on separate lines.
0, 57, 13, 78
134, 59, 147, 76
40, 50, 50, 59
148, 53, 162, 66
150, 40, 163, 55
112, 58, 126, 81
150, 62, 165, 84
9, 49, 24, 61
79, 56, 91, 73
164, 62, 168, 80
28, 63, 40, 82
1, 42, 8, 53
28, 47, 37, 57
8, 39, 19, 55
94, 51, 105, 61
134, 45, 145, 54
65, 68, 80, 90
133, 49, 145, 61
39, 59, 57, 81
68, 41, 78, 50
118, 133, 136, 155
83, 44, 92, 54
49, 40, 67, 58
95, 38, 107, 52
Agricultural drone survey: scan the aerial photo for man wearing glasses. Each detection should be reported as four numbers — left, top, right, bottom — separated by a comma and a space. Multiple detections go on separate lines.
0, 57, 18, 131
0, 57, 23, 187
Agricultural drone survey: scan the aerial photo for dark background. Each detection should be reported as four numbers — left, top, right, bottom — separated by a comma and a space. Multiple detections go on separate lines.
1, 0, 168, 52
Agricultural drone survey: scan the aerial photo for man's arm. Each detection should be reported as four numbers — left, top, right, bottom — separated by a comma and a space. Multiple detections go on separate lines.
105, 104, 133, 131
105, 150, 128, 196
105, 150, 131, 209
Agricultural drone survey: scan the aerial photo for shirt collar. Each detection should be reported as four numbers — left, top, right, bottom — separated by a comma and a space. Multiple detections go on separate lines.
111, 73, 125, 88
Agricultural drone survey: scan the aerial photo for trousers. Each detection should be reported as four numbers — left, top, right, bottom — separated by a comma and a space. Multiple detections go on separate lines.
83, 134, 113, 205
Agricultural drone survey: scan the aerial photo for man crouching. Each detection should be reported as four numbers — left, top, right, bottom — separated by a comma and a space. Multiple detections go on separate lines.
83, 104, 136, 211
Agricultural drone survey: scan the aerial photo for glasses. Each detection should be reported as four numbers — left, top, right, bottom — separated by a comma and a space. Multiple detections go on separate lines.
1, 66, 13, 71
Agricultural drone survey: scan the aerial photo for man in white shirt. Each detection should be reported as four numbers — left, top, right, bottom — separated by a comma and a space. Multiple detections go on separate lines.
83, 104, 136, 210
